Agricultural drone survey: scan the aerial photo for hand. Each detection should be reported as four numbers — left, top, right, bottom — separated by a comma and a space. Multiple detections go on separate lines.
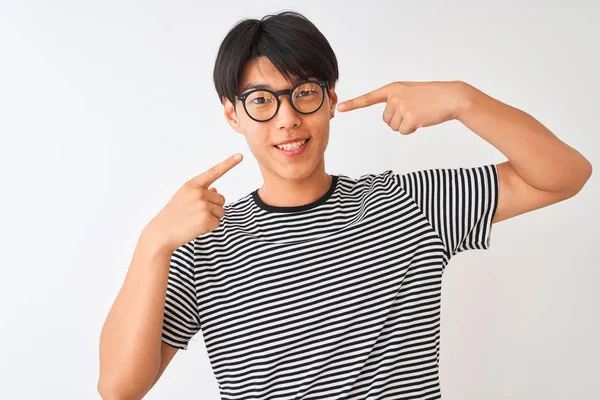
337, 81, 470, 135
144, 153, 244, 253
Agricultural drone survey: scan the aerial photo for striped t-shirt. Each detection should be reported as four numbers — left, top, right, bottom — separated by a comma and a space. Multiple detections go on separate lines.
161, 164, 499, 400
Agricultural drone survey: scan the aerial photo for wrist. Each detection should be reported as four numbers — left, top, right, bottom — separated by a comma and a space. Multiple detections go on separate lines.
453, 80, 476, 121
139, 223, 173, 256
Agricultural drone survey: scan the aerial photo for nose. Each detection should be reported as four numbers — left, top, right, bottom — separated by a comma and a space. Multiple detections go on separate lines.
275, 94, 301, 129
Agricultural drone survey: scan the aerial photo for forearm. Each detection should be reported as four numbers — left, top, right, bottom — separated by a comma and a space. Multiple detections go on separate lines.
455, 81, 592, 194
98, 229, 172, 398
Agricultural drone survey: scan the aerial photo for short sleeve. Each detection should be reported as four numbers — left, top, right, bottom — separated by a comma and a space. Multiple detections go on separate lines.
394, 164, 499, 260
161, 239, 201, 350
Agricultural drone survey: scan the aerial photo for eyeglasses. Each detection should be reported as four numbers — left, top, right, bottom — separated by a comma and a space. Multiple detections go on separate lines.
234, 80, 328, 122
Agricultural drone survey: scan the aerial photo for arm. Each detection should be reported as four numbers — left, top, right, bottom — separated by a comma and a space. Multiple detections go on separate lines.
97, 153, 241, 398
337, 80, 592, 224
98, 229, 177, 399
152, 342, 179, 387
455, 82, 593, 223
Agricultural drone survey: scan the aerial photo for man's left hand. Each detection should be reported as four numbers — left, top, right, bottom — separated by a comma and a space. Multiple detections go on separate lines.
337, 81, 471, 135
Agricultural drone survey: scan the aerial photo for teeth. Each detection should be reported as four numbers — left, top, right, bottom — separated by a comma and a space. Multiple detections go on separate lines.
276, 139, 307, 151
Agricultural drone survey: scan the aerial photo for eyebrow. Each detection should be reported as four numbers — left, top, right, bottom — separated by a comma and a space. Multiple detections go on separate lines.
239, 77, 306, 94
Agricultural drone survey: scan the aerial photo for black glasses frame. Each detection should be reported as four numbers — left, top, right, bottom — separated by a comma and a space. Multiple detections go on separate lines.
234, 79, 329, 122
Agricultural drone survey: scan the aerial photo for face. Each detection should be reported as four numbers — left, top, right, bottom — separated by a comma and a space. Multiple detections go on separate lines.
222, 56, 338, 183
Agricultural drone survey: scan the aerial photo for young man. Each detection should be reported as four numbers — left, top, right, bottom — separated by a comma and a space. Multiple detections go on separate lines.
98, 11, 592, 400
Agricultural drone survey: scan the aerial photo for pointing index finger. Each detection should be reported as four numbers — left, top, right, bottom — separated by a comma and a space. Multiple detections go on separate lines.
337, 83, 391, 112
191, 153, 243, 188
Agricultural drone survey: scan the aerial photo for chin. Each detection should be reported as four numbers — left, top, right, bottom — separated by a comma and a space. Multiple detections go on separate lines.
266, 159, 320, 182
275, 166, 315, 181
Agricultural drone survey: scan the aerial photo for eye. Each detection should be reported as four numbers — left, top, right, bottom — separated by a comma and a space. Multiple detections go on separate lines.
297, 90, 316, 98
251, 95, 274, 105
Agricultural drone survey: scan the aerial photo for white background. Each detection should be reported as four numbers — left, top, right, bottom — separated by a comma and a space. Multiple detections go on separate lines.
1, 1, 598, 399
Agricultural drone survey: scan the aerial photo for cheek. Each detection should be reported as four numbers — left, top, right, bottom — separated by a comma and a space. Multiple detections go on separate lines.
307, 117, 330, 140
244, 128, 272, 154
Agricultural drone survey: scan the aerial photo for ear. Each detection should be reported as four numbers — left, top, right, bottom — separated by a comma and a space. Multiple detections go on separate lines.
327, 85, 338, 119
222, 97, 243, 134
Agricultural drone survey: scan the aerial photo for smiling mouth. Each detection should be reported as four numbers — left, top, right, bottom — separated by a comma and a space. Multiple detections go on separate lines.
273, 138, 311, 150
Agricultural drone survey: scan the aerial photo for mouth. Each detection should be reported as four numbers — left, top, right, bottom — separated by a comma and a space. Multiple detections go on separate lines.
273, 138, 311, 156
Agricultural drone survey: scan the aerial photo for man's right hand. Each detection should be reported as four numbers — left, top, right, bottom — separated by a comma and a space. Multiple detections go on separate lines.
144, 152, 244, 253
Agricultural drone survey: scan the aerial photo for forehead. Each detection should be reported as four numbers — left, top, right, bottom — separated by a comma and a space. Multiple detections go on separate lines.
239, 56, 309, 93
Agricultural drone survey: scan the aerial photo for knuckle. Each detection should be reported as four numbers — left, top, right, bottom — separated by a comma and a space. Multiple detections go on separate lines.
200, 211, 212, 223
401, 126, 414, 135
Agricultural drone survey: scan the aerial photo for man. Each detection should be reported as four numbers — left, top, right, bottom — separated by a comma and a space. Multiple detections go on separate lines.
98, 11, 592, 400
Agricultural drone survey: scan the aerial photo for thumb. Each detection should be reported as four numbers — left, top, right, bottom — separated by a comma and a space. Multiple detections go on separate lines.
209, 187, 218, 193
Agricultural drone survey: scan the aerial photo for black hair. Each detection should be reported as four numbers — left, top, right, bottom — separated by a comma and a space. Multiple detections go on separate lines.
213, 10, 339, 109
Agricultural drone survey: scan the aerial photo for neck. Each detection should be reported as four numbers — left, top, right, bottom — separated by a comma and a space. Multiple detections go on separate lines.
257, 163, 332, 208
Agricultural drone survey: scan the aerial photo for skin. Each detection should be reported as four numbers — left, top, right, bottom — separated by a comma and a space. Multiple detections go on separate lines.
223, 59, 592, 222
222, 56, 339, 208
337, 80, 593, 223
98, 154, 243, 399
102, 59, 592, 399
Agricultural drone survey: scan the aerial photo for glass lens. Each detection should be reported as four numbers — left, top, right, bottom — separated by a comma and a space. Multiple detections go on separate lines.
245, 91, 277, 121
244, 82, 323, 121
291, 82, 323, 113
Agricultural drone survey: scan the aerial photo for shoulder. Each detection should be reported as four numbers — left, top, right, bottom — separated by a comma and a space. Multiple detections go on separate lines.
338, 169, 398, 190
223, 191, 255, 214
